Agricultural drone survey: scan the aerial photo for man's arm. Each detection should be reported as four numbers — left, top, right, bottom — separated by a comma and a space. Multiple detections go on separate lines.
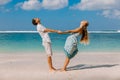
44, 28, 58, 33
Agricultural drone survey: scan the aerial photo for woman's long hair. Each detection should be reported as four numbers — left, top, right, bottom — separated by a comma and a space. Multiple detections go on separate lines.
80, 21, 89, 45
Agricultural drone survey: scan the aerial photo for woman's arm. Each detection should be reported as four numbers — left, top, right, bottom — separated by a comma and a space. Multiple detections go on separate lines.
57, 27, 81, 34
67, 27, 81, 33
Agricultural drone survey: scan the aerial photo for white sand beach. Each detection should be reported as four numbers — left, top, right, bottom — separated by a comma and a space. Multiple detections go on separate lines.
0, 52, 120, 80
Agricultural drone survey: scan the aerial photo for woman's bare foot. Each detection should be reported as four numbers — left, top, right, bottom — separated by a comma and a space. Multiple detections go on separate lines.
60, 68, 67, 72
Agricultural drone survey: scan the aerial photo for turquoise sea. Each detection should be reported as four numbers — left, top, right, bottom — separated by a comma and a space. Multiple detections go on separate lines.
0, 31, 120, 53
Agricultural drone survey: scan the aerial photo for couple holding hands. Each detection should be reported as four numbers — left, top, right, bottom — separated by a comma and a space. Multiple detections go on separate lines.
32, 18, 89, 72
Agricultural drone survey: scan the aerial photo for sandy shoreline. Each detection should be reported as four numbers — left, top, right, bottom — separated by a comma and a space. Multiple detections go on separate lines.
0, 52, 120, 80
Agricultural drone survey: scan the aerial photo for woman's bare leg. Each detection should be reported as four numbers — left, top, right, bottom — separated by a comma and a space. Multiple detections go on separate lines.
61, 57, 70, 71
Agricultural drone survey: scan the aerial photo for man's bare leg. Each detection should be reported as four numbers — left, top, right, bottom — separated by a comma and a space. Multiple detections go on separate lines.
48, 56, 56, 72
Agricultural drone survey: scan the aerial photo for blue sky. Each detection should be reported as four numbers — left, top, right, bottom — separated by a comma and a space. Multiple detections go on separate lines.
0, 0, 120, 31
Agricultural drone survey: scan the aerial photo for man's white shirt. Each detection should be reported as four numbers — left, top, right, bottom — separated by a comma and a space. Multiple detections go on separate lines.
37, 24, 51, 43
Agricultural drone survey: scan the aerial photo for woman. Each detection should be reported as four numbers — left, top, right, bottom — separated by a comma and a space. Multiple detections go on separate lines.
59, 20, 89, 71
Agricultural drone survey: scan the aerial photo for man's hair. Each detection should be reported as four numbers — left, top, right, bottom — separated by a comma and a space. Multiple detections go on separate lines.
32, 19, 37, 25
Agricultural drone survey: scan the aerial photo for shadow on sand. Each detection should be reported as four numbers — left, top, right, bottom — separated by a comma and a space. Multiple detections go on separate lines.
67, 64, 119, 71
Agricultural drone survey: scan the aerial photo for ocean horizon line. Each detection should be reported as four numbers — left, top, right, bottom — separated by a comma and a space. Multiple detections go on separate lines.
0, 30, 120, 33
0, 31, 37, 33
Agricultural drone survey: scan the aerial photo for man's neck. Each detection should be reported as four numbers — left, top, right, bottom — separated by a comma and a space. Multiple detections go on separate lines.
38, 22, 41, 24
38, 23, 41, 25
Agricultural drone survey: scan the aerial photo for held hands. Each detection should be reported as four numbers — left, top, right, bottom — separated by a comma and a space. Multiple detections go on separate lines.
57, 30, 63, 34
57, 30, 70, 34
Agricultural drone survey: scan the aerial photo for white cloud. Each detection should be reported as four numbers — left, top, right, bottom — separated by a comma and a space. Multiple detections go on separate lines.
16, 0, 68, 10
42, 0, 68, 10
19, 0, 41, 10
0, 0, 11, 12
70, 0, 120, 19
102, 10, 120, 19
0, 0, 11, 5
0, 6, 11, 12
15, 2, 23, 10
71, 0, 120, 10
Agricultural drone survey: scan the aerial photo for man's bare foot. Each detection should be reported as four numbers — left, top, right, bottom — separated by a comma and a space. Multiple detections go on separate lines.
49, 67, 56, 72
